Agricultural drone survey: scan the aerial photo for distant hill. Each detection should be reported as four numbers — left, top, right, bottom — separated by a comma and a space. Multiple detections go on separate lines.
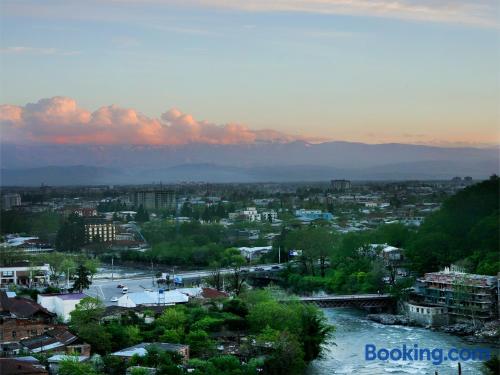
0, 141, 498, 185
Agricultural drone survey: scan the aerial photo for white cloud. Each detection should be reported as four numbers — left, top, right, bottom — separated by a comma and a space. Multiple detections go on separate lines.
171, 0, 500, 28
0, 46, 81, 56
0, 96, 313, 145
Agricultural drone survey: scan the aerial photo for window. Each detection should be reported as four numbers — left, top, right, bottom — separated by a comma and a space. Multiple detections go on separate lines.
12, 331, 16, 338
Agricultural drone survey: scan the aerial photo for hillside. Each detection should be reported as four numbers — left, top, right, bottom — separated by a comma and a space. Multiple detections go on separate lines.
406, 176, 500, 275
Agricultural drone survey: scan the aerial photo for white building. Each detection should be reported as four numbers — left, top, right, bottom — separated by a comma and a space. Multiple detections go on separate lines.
117, 290, 189, 308
238, 246, 273, 261
261, 210, 278, 223
0, 263, 50, 286
2, 194, 21, 210
37, 293, 87, 322
241, 207, 261, 222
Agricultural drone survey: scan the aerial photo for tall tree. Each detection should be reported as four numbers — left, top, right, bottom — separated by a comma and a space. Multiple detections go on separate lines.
72, 264, 91, 292
55, 213, 85, 251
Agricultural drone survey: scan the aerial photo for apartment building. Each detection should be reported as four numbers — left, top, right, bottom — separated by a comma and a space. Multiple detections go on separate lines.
418, 267, 498, 322
83, 218, 116, 243
131, 189, 176, 210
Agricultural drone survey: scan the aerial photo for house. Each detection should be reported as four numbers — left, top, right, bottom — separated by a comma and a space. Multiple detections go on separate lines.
111, 342, 189, 363
0, 358, 48, 375
37, 293, 87, 322
405, 302, 448, 327
380, 245, 404, 263
0, 291, 56, 352
117, 290, 188, 308
20, 327, 90, 356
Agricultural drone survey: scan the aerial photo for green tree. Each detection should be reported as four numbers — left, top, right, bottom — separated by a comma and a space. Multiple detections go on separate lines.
299, 304, 334, 361
406, 177, 499, 274
157, 306, 187, 330
262, 331, 305, 375
55, 213, 85, 251
58, 358, 102, 375
186, 330, 214, 357
73, 264, 92, 292
135, 205, 149, 222
222, 248, 247, 295
70, 297, 111, 354
84, 258, 100, 282
482, 355, 500, 375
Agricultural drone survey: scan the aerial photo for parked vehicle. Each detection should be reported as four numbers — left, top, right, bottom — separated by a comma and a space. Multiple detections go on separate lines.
110, 297, 119, 302
122, 287, 128, 294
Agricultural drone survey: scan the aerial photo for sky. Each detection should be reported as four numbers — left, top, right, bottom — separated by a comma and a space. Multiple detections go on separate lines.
0, 0, 499, 147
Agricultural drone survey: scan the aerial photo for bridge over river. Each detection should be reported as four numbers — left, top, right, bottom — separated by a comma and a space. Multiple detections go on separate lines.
296, 294, 395, 312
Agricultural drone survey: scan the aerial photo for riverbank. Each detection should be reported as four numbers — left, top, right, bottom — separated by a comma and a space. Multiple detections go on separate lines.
366, 313, 500, 345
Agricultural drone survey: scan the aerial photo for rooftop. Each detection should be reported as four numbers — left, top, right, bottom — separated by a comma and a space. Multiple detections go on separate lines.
39, 293, 87, 300
112, 342, 188, 357
0, 358, 48, 375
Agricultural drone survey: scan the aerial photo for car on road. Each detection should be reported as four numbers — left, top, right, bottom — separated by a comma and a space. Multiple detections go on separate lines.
254, 267, 265, 272
110, 297, 119, 302
117, 284, 125, 288
271, 265, 281, 270
122, 287, 128, 294
240, 269, 249, 273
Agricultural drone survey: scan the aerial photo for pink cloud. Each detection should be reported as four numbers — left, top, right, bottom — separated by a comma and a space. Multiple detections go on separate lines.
0, 96, 310, 145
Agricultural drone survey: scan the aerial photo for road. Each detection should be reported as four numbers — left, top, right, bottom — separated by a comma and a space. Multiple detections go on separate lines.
86, 263, 283, 305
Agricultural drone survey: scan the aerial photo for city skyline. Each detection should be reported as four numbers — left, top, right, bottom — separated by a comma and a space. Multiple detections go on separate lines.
1, 0, 499, 147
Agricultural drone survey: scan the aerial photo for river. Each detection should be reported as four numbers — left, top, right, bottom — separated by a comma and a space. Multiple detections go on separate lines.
308, 308, 495, 375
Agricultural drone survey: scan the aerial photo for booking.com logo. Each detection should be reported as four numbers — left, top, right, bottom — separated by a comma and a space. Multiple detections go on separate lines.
365, 344, 492, 365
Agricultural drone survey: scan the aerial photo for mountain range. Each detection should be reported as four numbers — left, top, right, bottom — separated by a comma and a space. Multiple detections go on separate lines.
1, 142, 498, 185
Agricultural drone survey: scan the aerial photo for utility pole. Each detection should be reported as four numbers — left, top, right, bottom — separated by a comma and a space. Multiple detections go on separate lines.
278, 246, 281, 264
111, 256, 114, 281
151, 259, 154, 287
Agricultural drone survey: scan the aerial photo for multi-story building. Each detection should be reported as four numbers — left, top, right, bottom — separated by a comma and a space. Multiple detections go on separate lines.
418, 267, 498, 322
0, 263, 51, 287
131, 190, 176, 210
261, 210, 278, 223
331, 179, 352, 192
83, 218, 116, 243
2, 194, 21, 210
